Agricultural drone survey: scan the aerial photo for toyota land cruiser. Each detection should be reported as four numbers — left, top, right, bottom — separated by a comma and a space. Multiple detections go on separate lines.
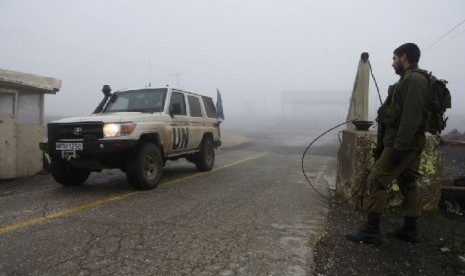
40, 85, 221, 190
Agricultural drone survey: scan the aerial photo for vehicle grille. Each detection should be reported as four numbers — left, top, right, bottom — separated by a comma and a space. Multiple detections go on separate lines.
48, 122, 104, 140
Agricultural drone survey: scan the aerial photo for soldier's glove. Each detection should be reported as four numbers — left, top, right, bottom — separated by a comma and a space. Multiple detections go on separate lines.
372, 146, 384, 161
390, 149, 402, 166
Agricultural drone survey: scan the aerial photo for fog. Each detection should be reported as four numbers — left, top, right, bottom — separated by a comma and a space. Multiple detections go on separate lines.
1, 0, 464, 133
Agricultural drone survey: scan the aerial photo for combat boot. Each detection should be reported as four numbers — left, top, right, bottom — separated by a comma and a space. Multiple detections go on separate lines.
346, 213, 382, 245
387, 216, 419, 243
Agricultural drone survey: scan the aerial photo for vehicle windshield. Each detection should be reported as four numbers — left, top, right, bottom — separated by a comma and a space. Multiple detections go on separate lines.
103, 88, 167, 113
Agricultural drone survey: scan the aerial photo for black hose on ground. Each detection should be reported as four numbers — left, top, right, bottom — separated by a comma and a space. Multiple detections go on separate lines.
301, 120, 375, 209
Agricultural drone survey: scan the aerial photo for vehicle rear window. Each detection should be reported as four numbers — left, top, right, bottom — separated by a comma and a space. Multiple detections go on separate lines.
202, 96, 217, 118
188, 95, 203, 117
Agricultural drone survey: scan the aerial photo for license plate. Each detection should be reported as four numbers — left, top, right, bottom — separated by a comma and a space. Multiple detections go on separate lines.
56, 142, 83, 150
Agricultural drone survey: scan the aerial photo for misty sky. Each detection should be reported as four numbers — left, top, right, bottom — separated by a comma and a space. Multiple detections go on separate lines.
1, 0, 464, 130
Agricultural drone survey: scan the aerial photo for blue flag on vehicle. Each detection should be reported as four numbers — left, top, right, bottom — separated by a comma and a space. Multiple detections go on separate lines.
216, 89, 224, 122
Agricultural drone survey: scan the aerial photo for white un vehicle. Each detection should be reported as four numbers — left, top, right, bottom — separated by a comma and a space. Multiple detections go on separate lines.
41, 85, 222, 190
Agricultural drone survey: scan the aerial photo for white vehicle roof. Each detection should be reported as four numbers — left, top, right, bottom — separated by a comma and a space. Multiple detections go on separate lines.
114, 87, 211, 99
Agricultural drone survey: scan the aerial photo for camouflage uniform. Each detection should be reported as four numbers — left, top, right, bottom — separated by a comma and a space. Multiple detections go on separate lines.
369, 64, 429, 217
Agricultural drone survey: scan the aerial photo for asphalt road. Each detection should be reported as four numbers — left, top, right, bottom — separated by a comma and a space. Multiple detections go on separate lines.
0, 132, 337, 276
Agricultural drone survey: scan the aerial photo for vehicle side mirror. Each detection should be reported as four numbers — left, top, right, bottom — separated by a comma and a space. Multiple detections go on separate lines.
169, 103, 181, 117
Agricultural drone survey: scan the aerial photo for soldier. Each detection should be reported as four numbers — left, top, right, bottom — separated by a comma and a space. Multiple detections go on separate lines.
347, 43, 429, 244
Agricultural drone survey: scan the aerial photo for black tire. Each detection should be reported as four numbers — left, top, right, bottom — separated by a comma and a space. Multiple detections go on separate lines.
50, 158, 90, 186
195, 139, 215, 172
126, 143, 163, 190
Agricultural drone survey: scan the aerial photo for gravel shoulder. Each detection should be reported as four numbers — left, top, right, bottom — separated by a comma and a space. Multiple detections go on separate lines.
313, 194, 465, 276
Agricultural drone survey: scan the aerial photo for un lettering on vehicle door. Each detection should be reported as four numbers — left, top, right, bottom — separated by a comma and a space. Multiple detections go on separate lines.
187, 116, 204, 149
172, 127, 189, 150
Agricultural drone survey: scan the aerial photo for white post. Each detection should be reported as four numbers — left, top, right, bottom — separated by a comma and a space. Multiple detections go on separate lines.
346, 52, 370, 130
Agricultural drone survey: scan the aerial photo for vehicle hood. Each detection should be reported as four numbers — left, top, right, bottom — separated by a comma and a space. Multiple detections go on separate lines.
50, 112, 162, 124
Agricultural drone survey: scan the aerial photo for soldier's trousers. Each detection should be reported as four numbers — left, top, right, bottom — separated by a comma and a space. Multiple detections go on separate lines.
367, 146, 423, 217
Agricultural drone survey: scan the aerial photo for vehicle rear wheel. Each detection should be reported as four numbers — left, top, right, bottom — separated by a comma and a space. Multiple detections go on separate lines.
195, 139, 215, 172
50, 158, 90, 186
126, 143, 163, 190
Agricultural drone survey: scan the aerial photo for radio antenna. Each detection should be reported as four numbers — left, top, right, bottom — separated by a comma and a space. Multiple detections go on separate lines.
147, 41, 152, 87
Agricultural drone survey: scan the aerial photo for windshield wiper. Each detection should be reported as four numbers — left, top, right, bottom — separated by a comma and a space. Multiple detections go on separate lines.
103, 108, 148, 113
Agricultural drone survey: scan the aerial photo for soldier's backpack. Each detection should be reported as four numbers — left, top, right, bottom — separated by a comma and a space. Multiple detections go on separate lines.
415, 70, 452, 135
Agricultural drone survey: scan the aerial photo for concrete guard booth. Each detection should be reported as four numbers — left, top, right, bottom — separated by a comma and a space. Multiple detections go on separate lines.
0, 68, 61, 179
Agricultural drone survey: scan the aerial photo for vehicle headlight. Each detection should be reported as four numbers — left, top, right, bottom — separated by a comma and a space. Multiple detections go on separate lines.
103, 123, 136, 138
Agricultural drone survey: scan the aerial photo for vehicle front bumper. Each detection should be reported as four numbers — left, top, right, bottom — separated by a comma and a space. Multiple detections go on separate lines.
41, 139, 139, 159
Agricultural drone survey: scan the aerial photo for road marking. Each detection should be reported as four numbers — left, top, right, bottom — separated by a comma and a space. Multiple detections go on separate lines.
158, 153, 265, 189
0, 191, 138, 235
0, 154, 265, 235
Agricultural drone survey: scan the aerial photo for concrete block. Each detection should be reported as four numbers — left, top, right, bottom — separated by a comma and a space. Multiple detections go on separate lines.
336, 129, 441, 211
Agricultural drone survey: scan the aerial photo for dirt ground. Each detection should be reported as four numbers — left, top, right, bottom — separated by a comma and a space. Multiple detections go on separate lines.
313, 196, 465, 276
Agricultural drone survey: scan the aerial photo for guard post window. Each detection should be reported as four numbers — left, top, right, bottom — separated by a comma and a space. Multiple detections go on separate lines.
17, 93, 41, 124
0, 90, 17, 116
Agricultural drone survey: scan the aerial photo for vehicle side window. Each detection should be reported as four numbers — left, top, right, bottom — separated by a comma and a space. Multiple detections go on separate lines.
202, 96, 217, 118
169, 92, 187, 115
188, 95, 203, 117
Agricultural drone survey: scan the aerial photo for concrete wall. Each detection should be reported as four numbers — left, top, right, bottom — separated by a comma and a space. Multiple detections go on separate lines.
15, 125, 44, 177
336, 129, 442, 211
0, 116, 17, 178
0, 90, 45, 179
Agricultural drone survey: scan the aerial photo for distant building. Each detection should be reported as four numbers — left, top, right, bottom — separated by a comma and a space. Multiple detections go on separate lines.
281, 90, 349, 129
0, 68, 61, 179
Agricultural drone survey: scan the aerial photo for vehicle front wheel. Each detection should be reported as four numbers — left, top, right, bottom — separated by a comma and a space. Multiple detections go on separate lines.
194, 139, 215, 172
50, 158, 90, 186
126, 143, 163, 190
